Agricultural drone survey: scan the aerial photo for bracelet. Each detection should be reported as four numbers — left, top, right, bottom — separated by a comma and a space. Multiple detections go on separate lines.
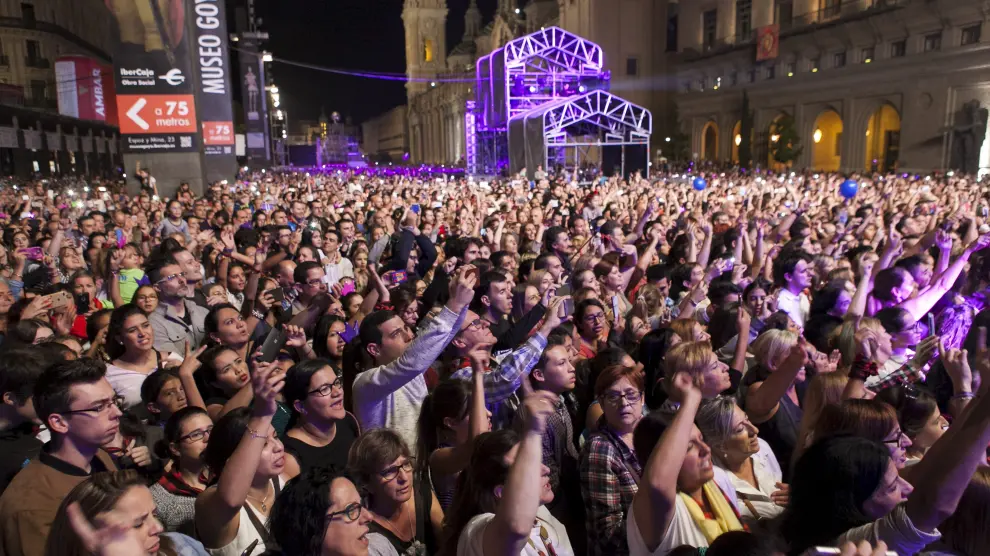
246, 426, 268, 440
850, 355, 879, 382
952, 391, 976, 400
251, 309, 266, 320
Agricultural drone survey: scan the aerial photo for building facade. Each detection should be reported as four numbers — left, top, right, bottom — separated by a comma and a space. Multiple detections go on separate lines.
361, 105, 409, 162
673, 0, 990, 173
394, 0, 675, 166
0, 1, 119, 177
0, 0, 113, 109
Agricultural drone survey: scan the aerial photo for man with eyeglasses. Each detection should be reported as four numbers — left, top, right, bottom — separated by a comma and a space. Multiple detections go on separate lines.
351, 265, 478, 453
0, 358, 119, 556
448, 296, 569, 430
292, 261, 329, 316
147, 259, 209, 355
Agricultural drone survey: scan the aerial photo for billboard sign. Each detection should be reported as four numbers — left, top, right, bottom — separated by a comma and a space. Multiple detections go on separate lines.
55, 56, 115, 123
191, 0, 237, 169
107, 0, 200, 153
239, 40, 270, 167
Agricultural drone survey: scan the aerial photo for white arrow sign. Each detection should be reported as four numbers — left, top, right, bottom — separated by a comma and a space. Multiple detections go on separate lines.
126, 97, 149, 131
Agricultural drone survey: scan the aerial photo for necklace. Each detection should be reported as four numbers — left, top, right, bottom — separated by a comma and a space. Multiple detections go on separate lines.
247, 483, 273, 512
380, 502, 414, 540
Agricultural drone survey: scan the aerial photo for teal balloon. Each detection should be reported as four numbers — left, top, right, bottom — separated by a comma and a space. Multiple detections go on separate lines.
693, 177, 707, 190
839, 179, 859, 199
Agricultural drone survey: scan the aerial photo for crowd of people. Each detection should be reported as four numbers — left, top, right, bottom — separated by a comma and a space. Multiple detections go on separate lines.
0, 165, 987, 556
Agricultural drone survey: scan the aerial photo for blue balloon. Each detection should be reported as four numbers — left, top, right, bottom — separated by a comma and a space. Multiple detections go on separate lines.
839, 179, 859, 199
693, 177, 707, 190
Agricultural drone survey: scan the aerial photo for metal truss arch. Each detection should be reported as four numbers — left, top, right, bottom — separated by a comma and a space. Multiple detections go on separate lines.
540, 91, 652, 146
502, 26, 604, 72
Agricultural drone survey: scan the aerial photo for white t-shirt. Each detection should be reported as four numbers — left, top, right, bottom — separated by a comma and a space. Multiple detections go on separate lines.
106, 352, 183, 409
776, 289, 810, 328
457, 505, 573, 556
722, 438, 784, 521
626, 467, 739, 556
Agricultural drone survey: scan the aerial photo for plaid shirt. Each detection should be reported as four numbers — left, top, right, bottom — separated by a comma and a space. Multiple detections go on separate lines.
580, 422, 642, 556
542, 394, 579, 493
450, 332, 547, 429
866, 362, 927, 392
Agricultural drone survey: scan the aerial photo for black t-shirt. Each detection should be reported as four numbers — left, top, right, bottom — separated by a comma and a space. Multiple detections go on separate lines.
281, 413, 359, 476
0, 422, 43, 494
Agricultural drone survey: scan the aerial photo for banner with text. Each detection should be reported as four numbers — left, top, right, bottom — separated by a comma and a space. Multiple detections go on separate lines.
238, 40, 271, 168
190, 0, 237, 181
107, 0, 199, 153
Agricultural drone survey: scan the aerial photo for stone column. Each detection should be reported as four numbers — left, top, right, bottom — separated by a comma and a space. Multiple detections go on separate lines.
717, 0, 736, 43
753, 0, 774, 28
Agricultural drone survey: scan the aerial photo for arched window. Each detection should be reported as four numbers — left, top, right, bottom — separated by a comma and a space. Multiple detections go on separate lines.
424, 39, 434, 62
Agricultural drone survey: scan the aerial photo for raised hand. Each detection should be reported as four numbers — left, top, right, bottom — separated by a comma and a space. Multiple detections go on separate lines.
178, 341, 208, 378
447, 265, 479, 313
784, 336, 811, 370
53, 303, 77, 336
521, 390, 559, 434
109, 249, 125, 273
65, 502, 148, 556
250, 359, 284, 418
689, 281, 709, 304
467, 340, 494, 373
284, 324, 307, 348
669, 370, 703, 405
941, 339, 972, 393
22, 295, 53, 321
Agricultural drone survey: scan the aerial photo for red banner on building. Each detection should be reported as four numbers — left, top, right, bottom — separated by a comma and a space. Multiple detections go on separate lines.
756, 25, 780, 61
55, 56, 117, 124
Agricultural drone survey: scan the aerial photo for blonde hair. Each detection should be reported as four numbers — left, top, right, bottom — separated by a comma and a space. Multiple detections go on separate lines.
637, 283, 664, 318
664, 340, 717, 385
751, 329, 799, 369
791, 373, 849, 468
527, 269, 552, 292
669, 319, 701, 343
832, 317, 884, 370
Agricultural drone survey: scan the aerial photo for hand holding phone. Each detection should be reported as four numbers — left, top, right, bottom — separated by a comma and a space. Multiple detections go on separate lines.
256, 327, 288, 364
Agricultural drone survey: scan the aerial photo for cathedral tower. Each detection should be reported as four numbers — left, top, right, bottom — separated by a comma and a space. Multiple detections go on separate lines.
403, 0, 449, 102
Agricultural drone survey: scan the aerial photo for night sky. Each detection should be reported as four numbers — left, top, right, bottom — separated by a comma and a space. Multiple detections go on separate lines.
255, 0, 501, 125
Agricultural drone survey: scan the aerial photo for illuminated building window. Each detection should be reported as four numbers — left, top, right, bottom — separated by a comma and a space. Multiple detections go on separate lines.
424, 39, 434, 62
924, 32, 941, 52
861, 46, 874, 63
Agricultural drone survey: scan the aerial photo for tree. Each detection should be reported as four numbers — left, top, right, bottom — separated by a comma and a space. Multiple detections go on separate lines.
738, 90, 754, 168
771, 113, 803, 166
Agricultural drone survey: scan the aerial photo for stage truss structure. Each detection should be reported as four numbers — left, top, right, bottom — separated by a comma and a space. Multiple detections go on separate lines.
467, 26, 650, 179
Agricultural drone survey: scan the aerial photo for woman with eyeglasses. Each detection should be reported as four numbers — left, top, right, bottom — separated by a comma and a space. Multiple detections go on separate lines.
347, 429, 443, 556
133, 285, 159, 314
281, 360, 359, 481
149, 407, 214, 533
814, 399, 914, 470
575, 299, 611, 360
266, 466, 373, 556
580, 364, 645, 555
875, 386, 948, 466
106, 304, 184, 410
